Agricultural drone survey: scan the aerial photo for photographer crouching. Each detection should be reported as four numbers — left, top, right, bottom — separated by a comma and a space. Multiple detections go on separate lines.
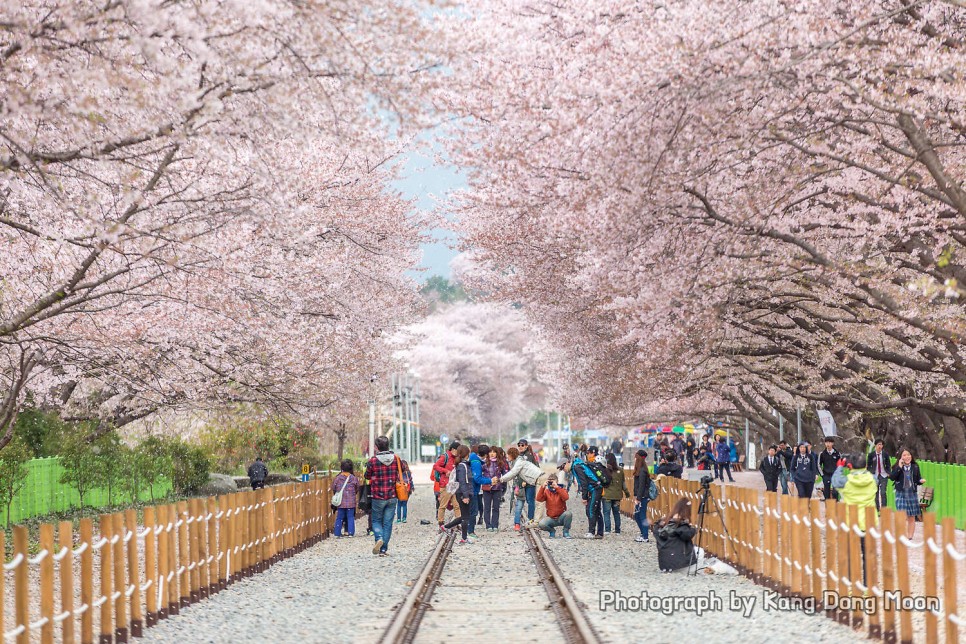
536, 473, 573, 538
655, 476, 738, 575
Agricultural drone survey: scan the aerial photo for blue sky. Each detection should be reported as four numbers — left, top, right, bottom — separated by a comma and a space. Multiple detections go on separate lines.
393, 133, 466, 281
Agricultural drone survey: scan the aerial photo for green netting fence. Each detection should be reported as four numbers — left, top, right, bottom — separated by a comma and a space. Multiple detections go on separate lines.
884, 459, 966, 529
5, 457, 172, 524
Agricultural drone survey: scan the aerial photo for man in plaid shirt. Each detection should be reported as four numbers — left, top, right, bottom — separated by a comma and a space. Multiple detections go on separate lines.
364, 435, 400, 556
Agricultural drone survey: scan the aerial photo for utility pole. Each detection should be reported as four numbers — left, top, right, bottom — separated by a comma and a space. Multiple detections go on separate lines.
414, 379, 421, 464
545, 411, 552, 460
368, 398, 376, 458
402, 373, 411, 462
778, 411, 784, 442
392, 373, 400, 452
796, 406, 802, 445
556, 412, 562, 462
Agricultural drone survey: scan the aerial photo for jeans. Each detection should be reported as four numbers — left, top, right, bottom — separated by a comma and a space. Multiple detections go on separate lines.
538, 511, 573, 536
477, 493, 484, 524
717, 462, 734, 482
779, 470, 790, 495
514, 497, 524, 526
370, 498, 397, 552
524, 484, 536, 521
482, 490, 503, 529
634, 501, 649, 539
875, 476, 889, 510
335, 508, 355, 536
587, 487, 603, 536
395, 500, 408, 521
468, 493, 479, 534
445, 496, 472, 540
601, 499, 622, 533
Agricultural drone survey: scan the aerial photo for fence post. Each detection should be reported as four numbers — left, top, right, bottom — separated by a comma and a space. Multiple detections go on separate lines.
39, 523, 55, 644
155, 505, 169, 621
205, 498, 217, 596
864, 506, 881, 640
192, 499, 201, 604
835, 501, 850, 626
922, 513, 938, 644
895, 512, 913, 644
880, 508, 898, 644
942, 517, 959, 644
176, 502, 189, 608
216, 496, 228, 590
809, 499, 823, 611
13, 525, 30, 644
144, 507, 157, 628
112, 513, 127, 644
847, 504, 863, 630
99, 515, 113, 644
79, 519, 93, 644
124, 508, 142, 638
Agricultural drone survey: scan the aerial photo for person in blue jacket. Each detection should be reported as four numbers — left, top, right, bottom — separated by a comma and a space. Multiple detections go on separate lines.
468, 444, 490, 536
715, 436, 735, 483
790, 442, 819, 498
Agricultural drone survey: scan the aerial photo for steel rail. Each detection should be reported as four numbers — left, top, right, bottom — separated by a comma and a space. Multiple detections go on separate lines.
523, 527, 603, 644
378, 531, 455, 644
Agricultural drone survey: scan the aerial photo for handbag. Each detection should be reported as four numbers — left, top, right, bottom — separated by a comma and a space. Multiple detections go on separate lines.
331, 474, 352, 508
357, 482, 371, 514
446, 463, 463, 494
395, 457, 410, 502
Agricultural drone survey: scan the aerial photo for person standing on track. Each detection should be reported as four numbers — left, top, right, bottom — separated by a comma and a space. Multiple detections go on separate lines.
573, 446, 608, 539
495, 446, 544, 531
433, 442, 460, 531
443, 445, 474, 544
601, 453, 629, 534
364, 435, 400, 557
469, 444, 490, 535
481, 447, 508, 531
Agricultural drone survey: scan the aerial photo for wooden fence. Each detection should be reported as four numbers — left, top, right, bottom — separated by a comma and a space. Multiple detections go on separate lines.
620, 473, 964, 644
2, 477, 333, 643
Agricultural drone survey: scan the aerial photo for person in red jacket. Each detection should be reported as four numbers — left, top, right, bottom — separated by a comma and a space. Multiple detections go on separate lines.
433, 442, 461, 529
536, 474, 572, 538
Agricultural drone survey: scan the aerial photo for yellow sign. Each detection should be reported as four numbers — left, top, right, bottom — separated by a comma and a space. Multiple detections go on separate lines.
302, 464, 310, 475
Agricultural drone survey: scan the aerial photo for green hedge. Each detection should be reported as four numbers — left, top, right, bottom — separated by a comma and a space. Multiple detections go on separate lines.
884, 460, 965, 529
7, 457, 171, 524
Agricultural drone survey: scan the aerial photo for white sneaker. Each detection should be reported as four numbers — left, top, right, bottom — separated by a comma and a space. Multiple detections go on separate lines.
634, 536, 646, 543
583, 533, 595, 539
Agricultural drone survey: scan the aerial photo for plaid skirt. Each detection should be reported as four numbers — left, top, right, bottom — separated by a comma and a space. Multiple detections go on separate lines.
894, 488, 921, 517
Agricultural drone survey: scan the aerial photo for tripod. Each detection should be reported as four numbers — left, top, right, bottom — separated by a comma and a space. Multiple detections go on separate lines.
687, 482, 739, 576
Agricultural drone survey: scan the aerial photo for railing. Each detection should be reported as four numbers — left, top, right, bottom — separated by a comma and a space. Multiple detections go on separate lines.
2, 478, 333, 643
620, 473, 963, 644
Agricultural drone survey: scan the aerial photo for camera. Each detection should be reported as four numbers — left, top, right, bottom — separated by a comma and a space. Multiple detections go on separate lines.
700, 475, 714, 490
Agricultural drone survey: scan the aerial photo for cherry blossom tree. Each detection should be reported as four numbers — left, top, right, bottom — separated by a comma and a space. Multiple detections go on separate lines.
0, 0, 440, 447
439, 0, 966, 462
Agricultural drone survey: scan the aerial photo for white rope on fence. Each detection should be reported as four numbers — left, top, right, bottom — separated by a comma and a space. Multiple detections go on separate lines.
28, 617, 49, 630
53, 610, 72, 624
74, 603, 89, 617
898, 535, 923, 548
91, 537, 108, 551
869, 584, 883, 598
851, 524, 866, 538
92, 595, 109, 608
52, 546, 70, 562
3, 553, 24, 570
882, 529, 896, 545
949, 613, 964, 626
123, 529, 134, 543
140, 579, 153, 592
125, 583, 136, 598
4, 625, 26, 639
27, 549, 49, 565
946, 543, 966, 561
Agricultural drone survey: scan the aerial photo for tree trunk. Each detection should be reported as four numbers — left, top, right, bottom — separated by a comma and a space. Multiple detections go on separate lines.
939, 414, 966, 464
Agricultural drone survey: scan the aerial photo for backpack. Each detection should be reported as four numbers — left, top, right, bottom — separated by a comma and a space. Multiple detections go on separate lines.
648, 478, 659, 502
594, 462, 613, 487
446, 462, 465, 494
432, 453, 450, 482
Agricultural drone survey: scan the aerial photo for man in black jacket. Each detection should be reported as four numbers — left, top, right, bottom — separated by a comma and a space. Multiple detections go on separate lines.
248, 456, 268, 490
776, 441, 793, 495
684, 435, 696, 468
818, 437, 840, 501
656, 451, 684, 478
759, 445, 781, 493
866, 438, 892, 511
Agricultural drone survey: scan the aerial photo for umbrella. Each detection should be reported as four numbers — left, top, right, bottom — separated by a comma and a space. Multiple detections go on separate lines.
672, 425, 685, 434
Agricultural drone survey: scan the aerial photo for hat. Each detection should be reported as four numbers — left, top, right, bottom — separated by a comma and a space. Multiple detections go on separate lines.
517, 438, 529, 446
587, 446, 599, 455
556, 458, 568, 469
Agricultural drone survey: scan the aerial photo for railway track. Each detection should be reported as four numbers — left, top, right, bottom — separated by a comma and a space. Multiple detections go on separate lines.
378, 527, 602, 644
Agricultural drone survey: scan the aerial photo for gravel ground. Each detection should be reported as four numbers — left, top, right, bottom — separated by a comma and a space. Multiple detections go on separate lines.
540, 493, 860, 644
140, 486, 440, 644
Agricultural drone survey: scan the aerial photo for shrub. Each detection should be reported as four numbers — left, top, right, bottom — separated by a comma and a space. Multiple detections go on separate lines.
0, 437, 30, 526
59, 437, 101, 509
164, 437, 211, 495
